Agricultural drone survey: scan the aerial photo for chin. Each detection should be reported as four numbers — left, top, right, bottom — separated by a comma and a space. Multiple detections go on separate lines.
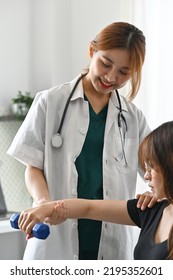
155, 195, 163, 201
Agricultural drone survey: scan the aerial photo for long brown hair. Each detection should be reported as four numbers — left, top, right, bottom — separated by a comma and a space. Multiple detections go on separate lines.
139, 121, 173, 259
90, 22, 146, 101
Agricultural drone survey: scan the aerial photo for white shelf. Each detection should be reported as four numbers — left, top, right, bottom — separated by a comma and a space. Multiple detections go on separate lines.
0, 219, 18, 234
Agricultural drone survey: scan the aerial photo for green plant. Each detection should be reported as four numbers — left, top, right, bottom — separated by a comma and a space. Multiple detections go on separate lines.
12, 91, 33, 106
12, 91, 34, 120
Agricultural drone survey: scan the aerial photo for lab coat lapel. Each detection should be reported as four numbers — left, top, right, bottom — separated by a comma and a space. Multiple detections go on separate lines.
104, 91, 128, 138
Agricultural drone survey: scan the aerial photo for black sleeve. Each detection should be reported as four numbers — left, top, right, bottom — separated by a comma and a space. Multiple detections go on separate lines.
127, 199, 169, 230
127, 199, 142, 228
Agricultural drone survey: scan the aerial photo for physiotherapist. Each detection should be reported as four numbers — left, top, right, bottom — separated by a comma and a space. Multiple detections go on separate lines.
7, 22, 155, 260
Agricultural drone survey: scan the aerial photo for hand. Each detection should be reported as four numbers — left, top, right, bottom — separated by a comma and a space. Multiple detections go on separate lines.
45, 201, 69, 225
18, 201, 56, 238
136, 191, 157, 210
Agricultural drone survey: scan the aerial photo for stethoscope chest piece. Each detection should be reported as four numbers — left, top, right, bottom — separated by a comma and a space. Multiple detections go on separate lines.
51, 133, 63, 148
51, 74, 86, 149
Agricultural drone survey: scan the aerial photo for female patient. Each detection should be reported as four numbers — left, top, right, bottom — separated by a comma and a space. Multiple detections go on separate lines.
18, 121, 173, 260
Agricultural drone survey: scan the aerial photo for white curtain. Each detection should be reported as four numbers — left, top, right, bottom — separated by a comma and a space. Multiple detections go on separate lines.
130, 0, 173, 130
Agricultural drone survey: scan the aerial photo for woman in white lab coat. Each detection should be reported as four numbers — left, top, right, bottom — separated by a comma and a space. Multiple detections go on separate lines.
7, 22, 154, 260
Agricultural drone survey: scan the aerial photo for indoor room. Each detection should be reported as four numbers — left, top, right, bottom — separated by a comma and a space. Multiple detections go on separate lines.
0, 0, 173, 262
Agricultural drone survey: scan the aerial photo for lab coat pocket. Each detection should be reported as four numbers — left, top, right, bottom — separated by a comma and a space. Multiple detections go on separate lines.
113, 137, 139, 174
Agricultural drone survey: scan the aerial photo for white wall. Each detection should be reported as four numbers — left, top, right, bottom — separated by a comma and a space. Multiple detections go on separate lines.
1, 0, 173, 128
69, 0, 132, 77
0, 0, 134, 115
0, 0, 31, 115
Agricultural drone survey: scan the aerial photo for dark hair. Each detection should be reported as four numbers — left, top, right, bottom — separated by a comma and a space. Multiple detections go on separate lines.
90, 22, 146, 100
139, 121, 173, 259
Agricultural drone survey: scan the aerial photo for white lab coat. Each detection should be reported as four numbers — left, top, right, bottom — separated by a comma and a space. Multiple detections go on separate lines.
7, 75, 150, 260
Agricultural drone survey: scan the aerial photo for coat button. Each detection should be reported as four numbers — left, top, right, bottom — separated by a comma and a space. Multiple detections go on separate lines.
72, 222, 77, 229
80, 128, 87, 134
72, 189, 77, 196
105, 190, 108, 196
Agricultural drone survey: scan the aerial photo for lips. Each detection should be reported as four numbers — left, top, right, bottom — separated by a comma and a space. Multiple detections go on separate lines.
99, 78, 113, 89
149, 185, 154, 192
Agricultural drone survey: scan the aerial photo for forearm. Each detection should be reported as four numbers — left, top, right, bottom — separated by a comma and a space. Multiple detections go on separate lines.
62, 199, 134, 225
25, 165, 51, 205
63, 199, 90, 219
63, 199, 115, 221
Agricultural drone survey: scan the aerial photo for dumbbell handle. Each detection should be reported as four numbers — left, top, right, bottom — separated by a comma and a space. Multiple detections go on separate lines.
10, 213, 50, 240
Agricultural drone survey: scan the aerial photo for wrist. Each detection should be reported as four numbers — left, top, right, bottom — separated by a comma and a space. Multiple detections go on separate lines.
35, 198, 52, 206
56, 200, 70, 219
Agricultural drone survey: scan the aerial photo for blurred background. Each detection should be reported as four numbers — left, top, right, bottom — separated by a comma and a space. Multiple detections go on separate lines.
1, 0, 173, 127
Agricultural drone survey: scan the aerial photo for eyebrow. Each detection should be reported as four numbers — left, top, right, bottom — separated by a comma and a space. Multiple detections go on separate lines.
102, 55, 130, 69
102, 55, 113, 63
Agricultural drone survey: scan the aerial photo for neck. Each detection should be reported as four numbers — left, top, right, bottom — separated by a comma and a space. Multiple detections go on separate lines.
82, 75, 110, 114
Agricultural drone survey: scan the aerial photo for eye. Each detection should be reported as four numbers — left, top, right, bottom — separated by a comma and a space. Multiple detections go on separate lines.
101, 60, 111, 68
120, 71, 129, 76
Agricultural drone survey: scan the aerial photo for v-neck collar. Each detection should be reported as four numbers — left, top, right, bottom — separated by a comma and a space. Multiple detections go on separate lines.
84, 94, 108, 117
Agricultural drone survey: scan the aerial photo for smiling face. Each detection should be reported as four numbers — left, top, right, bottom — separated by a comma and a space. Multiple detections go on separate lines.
88, 46, 132, 94
144, 163, 165, 200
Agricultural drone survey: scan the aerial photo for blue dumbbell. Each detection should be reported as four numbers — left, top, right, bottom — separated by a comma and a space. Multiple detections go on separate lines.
10, 213, 50, 240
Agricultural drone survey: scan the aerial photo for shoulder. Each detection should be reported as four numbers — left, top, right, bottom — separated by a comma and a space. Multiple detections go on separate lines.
119, 95, 150, 136
33, 76, 81, 108
127, 199, 169, 227
120, 95, 144, 117
36, 83, 70, 103
128, 198, 168, 213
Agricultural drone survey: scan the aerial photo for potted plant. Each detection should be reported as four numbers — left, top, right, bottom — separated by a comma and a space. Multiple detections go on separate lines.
12, 91, 34, 120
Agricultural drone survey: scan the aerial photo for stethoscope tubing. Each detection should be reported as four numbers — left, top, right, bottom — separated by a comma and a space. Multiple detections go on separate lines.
116, 90, 127, 132
51, 74, 86, 148
51, 75, 127, 148
58, 74, 87, 135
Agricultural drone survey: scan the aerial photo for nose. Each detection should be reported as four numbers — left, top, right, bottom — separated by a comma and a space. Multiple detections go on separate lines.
105, 70, 117, 84
144, 170, 151, 181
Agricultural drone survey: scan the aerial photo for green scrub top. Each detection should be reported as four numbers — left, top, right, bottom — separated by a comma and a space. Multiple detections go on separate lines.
75, 96, 108, 260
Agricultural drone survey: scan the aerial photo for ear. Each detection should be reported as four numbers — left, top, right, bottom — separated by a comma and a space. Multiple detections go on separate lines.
89, 44, 95, 58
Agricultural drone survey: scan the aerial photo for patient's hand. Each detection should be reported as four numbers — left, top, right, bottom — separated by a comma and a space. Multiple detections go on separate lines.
18, 202, 56, 236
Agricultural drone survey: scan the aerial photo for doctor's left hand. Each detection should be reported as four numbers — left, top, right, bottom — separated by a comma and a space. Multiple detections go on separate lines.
45, 201, 69, 225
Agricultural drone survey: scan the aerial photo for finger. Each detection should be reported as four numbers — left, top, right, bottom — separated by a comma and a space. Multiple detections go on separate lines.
26, 233, 33, 240
147, 196, 157, 208
136, 191, 154, 208
18, 210, 30, 228
140, 196, 152, 210
18, 211, 40, 234
136, 194, 146, 209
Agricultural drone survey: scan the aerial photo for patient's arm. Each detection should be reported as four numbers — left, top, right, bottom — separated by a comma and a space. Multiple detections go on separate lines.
46, 199, 136, 226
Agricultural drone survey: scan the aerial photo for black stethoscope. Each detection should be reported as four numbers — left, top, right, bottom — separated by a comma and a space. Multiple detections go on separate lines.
51, 74, 127, 149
